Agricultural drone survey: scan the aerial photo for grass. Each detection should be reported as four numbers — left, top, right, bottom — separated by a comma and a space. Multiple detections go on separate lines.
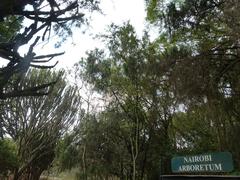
41, 168, 78, 180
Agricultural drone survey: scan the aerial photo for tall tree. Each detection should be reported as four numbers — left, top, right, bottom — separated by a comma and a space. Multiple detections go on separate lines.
146, 0, 240, 169
75, 23, 179, 179
0, 69, 81, 179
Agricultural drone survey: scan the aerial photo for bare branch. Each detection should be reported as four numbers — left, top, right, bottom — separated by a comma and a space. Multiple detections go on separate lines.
30, 61, 59, 69
33, 52, 65, 59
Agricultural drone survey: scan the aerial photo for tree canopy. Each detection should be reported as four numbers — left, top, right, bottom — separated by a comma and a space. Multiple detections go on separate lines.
53, 1, 240, 178
1, 0, 240, 179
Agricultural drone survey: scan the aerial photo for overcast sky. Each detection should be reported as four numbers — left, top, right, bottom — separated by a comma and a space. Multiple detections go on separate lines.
0, 0, 147, 69
29, 0, 147, 69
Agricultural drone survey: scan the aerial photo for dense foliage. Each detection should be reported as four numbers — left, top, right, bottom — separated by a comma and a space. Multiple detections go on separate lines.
54, 0, 240, 179
0, 139, 18, 176
1, 0, 240, 180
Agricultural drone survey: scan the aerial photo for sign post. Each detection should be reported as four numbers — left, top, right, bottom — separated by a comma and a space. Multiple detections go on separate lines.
171, 152, 233, 173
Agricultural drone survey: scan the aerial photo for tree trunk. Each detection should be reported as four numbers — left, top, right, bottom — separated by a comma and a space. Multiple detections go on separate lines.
82, 144, 87, 180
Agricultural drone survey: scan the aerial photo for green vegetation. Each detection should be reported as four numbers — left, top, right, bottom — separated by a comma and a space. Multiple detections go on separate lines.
0, 139, 18, 176
1, 0, 240, 179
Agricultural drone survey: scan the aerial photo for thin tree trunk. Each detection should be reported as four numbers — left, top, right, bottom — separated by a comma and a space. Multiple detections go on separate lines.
82, 144, 87, 180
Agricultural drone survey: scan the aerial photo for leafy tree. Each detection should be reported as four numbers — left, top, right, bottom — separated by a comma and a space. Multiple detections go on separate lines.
55, 133, 79, 172
0, 16, 22, 42
146, 0, 240, 170
52, 1, 240, 178
0, 139, 18, 177
146, 0, 240, 100
71, 23, 180, 179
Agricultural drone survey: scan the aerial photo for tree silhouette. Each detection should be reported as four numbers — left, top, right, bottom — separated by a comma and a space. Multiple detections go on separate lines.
0, 0, 99, 99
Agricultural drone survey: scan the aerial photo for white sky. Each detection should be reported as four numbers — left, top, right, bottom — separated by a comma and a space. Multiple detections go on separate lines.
1, 0, 148, 69
27, 0, 147, 69
0, 0, 148, 111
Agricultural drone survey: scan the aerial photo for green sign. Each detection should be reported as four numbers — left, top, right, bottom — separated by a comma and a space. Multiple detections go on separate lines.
171, 152, 234, 173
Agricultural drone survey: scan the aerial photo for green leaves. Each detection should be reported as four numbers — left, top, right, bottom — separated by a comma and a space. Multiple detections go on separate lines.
0, 139, 18, 175
0, 16, 22, 42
